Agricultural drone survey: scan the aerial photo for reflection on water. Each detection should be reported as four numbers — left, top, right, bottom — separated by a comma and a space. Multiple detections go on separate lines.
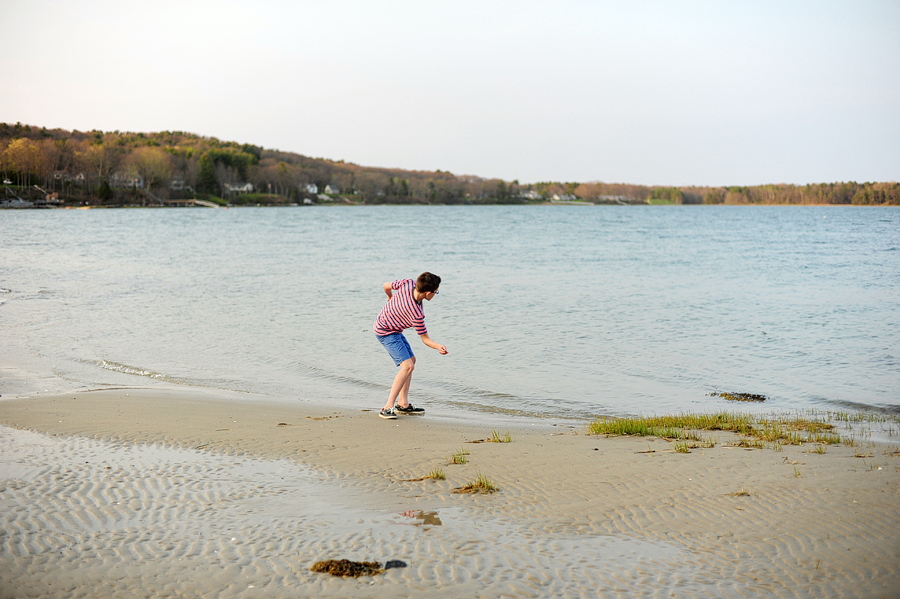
400, 510, 443, 527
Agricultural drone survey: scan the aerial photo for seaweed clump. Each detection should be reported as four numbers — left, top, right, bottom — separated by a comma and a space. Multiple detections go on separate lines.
715, 392, 766, 402
310, 559, 384, 577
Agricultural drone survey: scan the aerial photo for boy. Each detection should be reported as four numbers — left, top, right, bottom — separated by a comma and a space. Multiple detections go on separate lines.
373, 272, 448, 419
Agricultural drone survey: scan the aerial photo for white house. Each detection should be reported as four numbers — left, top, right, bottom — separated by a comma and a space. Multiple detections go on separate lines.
522, 190, 542, 200
225, 182, 254, 194
324, 184, 340, 195
305, 183, 318, 194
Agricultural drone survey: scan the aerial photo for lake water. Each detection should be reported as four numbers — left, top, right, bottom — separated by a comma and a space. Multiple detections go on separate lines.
1, 205, 898, 420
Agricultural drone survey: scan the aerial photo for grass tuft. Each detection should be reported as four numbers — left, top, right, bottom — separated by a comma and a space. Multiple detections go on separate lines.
452, 472, 498, 494
429, 468, 446, 480
489, 429, 513, 443
451, 448, 470, 465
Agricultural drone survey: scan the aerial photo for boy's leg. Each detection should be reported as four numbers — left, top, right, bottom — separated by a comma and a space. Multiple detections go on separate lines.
384, 357, 414, 411
396, 356, 416, 407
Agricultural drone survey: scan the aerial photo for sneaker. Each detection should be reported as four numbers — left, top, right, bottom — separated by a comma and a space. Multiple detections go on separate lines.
379, 408, 397, 420
395, 403, 425, 415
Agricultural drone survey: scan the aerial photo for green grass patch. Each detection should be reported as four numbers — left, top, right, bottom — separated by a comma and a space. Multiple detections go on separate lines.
587, 410, 868, 452
588, 412, 755, 438
673, 440, 691, 453
451, 448, 470, 465
489, 429, 512, 443
453, 472, 498, 494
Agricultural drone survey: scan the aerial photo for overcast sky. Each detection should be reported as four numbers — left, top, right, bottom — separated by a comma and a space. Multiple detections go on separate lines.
3, 1, 898, 186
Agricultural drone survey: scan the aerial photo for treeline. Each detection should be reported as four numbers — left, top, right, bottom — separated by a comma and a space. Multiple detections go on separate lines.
1, 122, 897, 206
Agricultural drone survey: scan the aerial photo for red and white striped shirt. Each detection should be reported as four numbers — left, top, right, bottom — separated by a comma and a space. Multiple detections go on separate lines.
373, 279, 427, 336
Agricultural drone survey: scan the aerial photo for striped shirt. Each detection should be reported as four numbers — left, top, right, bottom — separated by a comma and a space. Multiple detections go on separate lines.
373, 279, 427, 336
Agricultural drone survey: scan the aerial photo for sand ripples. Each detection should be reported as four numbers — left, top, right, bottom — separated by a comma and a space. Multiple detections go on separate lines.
0, 427, 734, 598
2, 405, 898, 599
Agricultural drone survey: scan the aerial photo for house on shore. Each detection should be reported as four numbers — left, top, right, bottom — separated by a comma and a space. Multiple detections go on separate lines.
225, 182, 254, 194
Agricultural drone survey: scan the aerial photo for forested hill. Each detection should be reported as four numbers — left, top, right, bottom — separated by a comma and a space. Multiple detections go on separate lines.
1, 122, 897, 206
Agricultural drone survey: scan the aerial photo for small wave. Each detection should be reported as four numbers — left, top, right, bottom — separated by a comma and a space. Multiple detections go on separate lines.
294, 362, 383, 391
89, 359, 254, 395
105, 361, 164, 378
813, 395, 900, 416
95, 360, 173, 380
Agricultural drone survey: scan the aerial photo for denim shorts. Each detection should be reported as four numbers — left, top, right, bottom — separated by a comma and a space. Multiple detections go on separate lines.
377, 332, 414, 366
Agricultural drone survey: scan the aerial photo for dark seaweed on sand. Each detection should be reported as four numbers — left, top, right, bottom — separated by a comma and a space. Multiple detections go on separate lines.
310, 559, 384, 577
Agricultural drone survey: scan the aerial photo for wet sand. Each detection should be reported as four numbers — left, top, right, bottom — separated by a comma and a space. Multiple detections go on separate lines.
1, 388, 898, 598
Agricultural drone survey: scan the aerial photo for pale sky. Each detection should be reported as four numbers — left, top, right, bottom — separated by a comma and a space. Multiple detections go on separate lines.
3, 0, 898, 186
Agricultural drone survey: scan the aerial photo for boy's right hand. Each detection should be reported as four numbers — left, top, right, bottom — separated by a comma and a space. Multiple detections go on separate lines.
437, 345, 448, 355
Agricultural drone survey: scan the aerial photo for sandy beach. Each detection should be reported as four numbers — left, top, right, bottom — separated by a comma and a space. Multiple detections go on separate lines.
1, 388, 898, 598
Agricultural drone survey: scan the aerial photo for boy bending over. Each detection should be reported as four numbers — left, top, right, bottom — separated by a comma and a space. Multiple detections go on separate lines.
373, 272, 447, 419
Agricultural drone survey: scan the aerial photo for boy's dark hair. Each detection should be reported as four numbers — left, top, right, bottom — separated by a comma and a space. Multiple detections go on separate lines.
416, 272, 441, 293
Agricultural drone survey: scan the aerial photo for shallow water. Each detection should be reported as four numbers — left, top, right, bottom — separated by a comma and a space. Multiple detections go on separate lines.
1, 205, 898, 418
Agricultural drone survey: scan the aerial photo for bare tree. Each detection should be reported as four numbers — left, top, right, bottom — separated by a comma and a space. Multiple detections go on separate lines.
127, 147, 173, 194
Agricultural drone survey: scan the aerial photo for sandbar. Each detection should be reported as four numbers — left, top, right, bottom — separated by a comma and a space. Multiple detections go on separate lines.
1, 388, 898, 598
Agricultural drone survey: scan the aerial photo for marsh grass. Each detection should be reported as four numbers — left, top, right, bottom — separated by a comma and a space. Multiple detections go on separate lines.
453, 472, 498, 494
734, 437, 764, 449
784, 431, 804, 445
588, 409, 894, 453
489, 429, 513, 443
451, 448, 470, 465
588, 413, 746, 440
793, 466, 802, 478
810, 432, 841, 444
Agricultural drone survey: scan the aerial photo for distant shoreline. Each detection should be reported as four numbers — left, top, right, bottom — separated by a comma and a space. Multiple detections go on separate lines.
2, 123, 898, 207
3, 201, 899, 210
